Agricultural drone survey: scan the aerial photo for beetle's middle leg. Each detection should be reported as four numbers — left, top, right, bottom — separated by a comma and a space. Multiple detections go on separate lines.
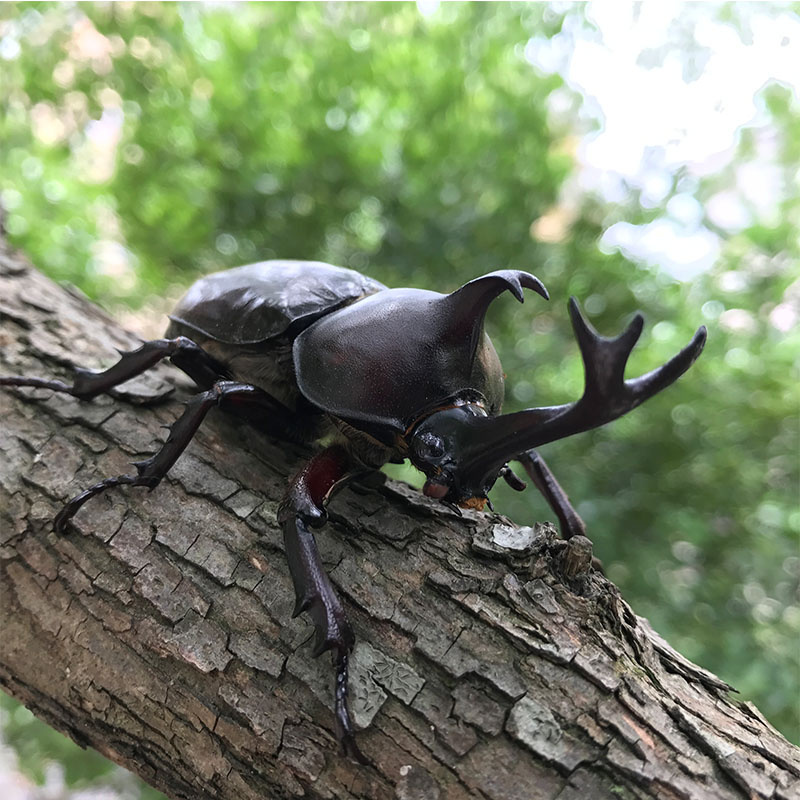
516, 449, 587, 539
53, 381, 273, 532
278, 445, 367, 763
0, 336, 228, 400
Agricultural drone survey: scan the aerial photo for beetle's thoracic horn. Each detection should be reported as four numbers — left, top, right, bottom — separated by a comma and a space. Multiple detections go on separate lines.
294, 269, 549, 429
455, 297, 707, 492
440, 270, 549, 355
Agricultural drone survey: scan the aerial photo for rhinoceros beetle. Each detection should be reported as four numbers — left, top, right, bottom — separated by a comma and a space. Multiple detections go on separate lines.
1, 261, 706, 760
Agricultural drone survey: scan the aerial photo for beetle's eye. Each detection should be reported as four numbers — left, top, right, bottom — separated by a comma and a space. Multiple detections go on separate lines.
414, 432, 445, 461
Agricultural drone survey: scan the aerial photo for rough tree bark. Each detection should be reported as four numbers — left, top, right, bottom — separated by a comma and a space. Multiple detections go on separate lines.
0, 233, 798, 800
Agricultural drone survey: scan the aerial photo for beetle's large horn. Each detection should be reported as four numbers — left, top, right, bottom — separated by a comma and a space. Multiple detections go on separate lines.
294, 269, 549, 431
440, 270, 549, 355
454, 298, 707, 493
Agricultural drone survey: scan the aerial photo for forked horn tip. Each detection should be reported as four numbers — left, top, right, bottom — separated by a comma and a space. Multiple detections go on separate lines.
632, 323, 709, 397
508, 275, 526, 303
519, 273, 549, 302
696, 324, 708, 343
567, 296, 593, 335
690, 325, 708, 358
620, 312, 645, 346
499, 271, 549, 303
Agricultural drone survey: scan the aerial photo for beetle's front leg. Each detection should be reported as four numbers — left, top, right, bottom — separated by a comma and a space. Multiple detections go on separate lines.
277, 445, 366, 763
516, 449, 587, 539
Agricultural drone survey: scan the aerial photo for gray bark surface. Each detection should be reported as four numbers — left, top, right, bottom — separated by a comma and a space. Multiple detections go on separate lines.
0, 234, 798, 800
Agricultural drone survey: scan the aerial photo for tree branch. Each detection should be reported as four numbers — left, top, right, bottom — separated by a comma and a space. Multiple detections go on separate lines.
1, 235, 798, 800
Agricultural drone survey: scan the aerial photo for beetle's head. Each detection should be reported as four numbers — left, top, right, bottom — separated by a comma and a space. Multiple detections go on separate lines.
409, 404, 503, 510
407, 298, 707, 516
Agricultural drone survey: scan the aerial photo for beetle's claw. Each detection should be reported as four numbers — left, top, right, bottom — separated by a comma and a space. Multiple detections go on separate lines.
339, 731, 370, 765
332, 648, 368, 763
308, 613, 355, 658
440, 500, 463, 516
292, 593, 313, 618
53, 505, 75, 535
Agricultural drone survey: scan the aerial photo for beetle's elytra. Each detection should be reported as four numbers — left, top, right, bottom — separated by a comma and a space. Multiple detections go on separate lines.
1, 260, 706, 760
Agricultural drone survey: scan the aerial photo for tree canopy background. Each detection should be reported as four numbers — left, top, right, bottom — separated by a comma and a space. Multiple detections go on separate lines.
0, 2, 797, 796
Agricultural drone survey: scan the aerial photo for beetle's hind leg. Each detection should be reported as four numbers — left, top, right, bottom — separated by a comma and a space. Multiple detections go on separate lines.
0, 336, 227, 400
54, 381, 272, 533
278, 445, 368, 763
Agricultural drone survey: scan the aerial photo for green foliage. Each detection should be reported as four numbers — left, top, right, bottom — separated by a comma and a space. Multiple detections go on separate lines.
0, 693, 166, 799
0, 3, 797, 792
2, 1, 568, 298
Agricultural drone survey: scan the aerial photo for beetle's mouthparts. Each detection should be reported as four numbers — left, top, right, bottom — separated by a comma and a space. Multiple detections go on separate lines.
459, 496, 488, 511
